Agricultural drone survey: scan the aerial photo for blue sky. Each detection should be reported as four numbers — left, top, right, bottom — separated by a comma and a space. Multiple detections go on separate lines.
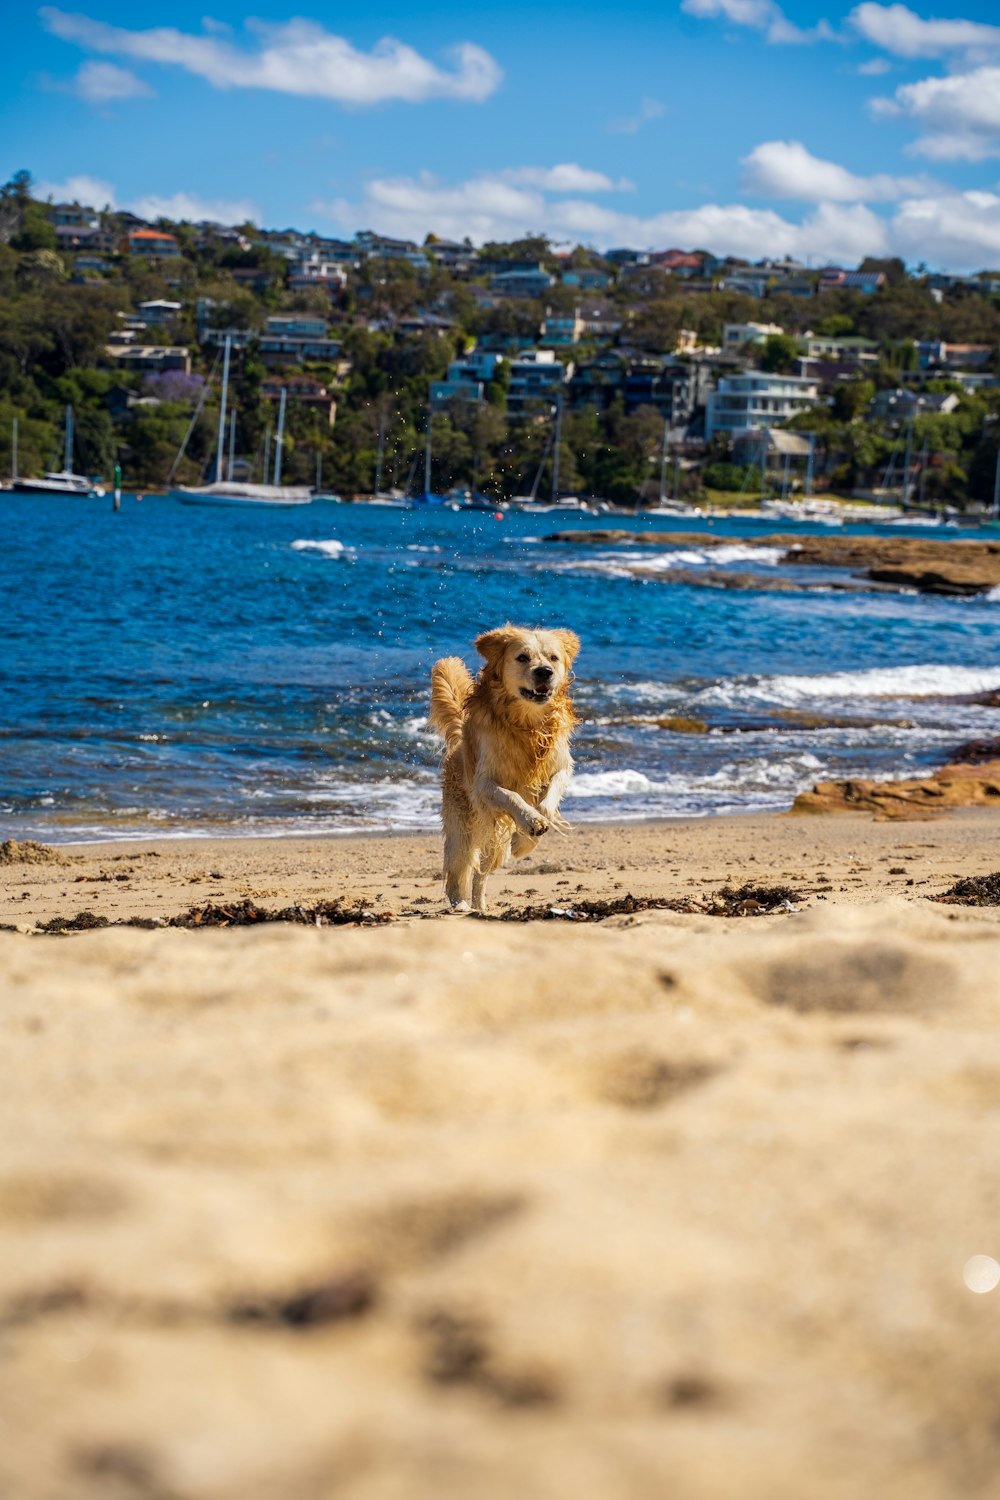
4, 1, 1000, 269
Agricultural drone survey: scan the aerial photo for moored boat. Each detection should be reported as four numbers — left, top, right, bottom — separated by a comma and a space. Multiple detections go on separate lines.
9, 406, 105, 498
171, 339, 311, 507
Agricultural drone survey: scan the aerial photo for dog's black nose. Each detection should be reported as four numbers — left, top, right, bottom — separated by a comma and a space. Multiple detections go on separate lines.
533, 664, 554, 680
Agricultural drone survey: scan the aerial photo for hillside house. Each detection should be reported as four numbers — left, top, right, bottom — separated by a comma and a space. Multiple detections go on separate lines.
261, 375, 337, 425
430, 350, 504, 406
259, 315, 341, 365
127, 228, 181, 259
507, 349, 566, 414
705, 371, 821, 439
723, 322, 785, 353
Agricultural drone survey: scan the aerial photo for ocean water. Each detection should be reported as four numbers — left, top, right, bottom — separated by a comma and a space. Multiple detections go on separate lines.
1, 493, 998, 842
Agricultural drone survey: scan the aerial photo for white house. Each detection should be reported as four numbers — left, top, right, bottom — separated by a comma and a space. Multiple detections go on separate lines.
705, 371, 821, 439
722, 322, 785, 353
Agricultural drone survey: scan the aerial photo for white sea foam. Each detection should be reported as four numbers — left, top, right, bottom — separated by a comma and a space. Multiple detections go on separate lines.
291, 538, 350, 560
568, 769, 662, 798
546, 544, 784, 579
696, 663, 1000, 709
636, 544, 784, 571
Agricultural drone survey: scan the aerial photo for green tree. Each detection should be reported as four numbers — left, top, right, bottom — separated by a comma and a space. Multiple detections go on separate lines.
760, 333, 798, 372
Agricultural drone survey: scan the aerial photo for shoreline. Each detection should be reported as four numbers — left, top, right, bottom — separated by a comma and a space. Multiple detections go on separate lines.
4, 808, 999, 930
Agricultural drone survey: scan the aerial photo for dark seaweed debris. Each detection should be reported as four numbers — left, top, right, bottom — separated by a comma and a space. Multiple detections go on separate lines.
705, 883, 801, 916
37, 911, 110, 933
500, 886, 802, 922
228, 1271, 376, 1329
930, 873, 1000, 907
34, 898, 394, 934
167, 898, 393, 928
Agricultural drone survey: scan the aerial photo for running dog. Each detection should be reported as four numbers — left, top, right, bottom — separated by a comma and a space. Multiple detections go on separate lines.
429, 624, 580, 913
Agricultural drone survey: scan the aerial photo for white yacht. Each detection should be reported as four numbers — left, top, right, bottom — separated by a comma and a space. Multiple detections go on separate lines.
10, 407, 105, 498
172, 339, 311, 507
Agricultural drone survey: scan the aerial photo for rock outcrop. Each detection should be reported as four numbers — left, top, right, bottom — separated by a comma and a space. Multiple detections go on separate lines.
547, 531, 1000, 595
790, 760, 1000, 818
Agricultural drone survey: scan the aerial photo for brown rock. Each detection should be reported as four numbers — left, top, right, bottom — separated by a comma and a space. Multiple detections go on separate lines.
790, 760, 1000, 818
548, 531, 1000, 595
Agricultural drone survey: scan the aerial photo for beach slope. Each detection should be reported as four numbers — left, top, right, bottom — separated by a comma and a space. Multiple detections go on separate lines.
2, 816, 1000, 1500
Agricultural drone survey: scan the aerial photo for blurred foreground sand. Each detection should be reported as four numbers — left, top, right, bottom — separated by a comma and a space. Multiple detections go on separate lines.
2, 814, 1000, 1500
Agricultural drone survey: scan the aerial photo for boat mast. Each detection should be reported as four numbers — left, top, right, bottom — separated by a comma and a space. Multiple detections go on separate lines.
273, 388, 287, 486
658, 416, 669, 506
263, 427, 271, 484
64, 405, 73, 474
215, 336, 231, 483
375, 412, 385, 495
11, 417, 17, 482
902, 407, 914, 507
227, 408, 237, 482
551, 393, 562, 502
424, 408, 432, 497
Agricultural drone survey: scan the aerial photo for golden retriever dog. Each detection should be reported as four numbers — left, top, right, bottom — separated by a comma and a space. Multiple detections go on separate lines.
429, 624, 580, 913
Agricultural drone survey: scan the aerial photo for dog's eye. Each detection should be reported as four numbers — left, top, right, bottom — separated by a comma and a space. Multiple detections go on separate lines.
516, 653, 530, 663
549, 655, 558, 662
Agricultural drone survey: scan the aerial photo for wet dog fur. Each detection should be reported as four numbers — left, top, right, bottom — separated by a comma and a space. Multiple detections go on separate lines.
429, 624, 580, 913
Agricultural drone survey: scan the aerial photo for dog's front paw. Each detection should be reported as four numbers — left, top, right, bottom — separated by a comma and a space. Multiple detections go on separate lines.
527, 812, 550, 837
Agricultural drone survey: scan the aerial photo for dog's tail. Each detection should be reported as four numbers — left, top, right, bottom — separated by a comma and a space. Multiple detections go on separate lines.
429, 657, 474, 751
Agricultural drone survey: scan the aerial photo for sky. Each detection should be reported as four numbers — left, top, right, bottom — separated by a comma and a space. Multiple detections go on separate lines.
3, 1, 1000, 270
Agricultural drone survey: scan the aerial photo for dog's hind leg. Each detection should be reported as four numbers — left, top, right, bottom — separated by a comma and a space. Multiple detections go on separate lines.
510, 831, 540, 861
471, 865, 490, 913
443, 826, 475, 911
472, 838, 510, 914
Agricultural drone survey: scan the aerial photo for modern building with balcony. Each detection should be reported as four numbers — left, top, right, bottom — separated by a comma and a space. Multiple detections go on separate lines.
430, 350, 504, 406
506, 349, 567, 414
704, 371, 821, 440
259, 316, 342, 365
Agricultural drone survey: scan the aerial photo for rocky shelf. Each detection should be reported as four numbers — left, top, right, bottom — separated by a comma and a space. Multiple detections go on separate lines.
545, 531, 1000, 596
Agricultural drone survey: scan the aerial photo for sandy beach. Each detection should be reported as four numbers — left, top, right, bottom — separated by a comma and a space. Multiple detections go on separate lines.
4, 811, 1000, 1499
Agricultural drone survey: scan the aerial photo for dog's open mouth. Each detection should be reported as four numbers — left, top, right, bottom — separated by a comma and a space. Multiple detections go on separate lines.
520, 686, 552, 703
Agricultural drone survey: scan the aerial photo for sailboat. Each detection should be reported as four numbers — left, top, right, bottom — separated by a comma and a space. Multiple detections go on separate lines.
10, 406, 105, 498
507, 395, 591, 512
172, 338, 311, 507
410, 407, 448, 506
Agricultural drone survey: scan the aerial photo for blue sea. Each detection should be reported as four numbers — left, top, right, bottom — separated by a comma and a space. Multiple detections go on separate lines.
2, 493, 998, 843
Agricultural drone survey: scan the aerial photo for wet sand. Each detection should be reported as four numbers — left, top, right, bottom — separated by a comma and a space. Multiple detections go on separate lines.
3, 812, 1000, 1499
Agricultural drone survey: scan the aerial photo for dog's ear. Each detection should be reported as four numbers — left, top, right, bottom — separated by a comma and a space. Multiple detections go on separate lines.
475, 625, 518, 668
553, 629, 581, 666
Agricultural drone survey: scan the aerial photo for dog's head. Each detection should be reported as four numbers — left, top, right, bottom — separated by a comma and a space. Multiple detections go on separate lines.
475, 624, 580, 709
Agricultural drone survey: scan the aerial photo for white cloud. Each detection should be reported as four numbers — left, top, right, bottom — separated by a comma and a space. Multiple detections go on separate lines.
503, 165, 633, 193
741, 139, 931, 201
73, 59, 153, 102
608, 97, 665, 135
316, 165, 1000, 271
34, 173, 259, 223
848, 3, 1000, 60
130, 191, 261, 224
314, 169, 889, 264
875, 64, 1000, 159
36, 172, 117, 207
857, 56, 892, 74
39, 7, 502, 104
891, 188, 1000, 267
681, 0, 832, 45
